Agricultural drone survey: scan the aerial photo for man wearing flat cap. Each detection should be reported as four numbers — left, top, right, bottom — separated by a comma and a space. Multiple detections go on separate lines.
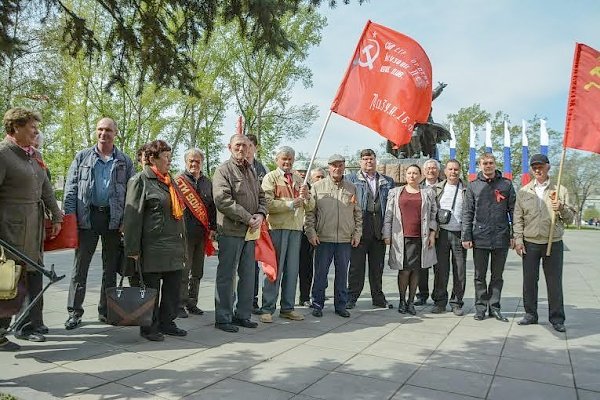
513, 154, 573, 332
305, 154, 362, 318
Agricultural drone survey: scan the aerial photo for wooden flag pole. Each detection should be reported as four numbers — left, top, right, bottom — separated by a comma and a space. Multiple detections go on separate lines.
303, 110, 333, 186
546, 147, 567, 256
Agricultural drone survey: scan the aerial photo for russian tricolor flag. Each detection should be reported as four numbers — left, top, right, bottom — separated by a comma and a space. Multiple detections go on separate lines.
503, 121, 512, 180
540, 119, 549, 155
522, 120, 531, 185
485, 122, 493, 153
449, 123, 456, 159
469, 122, 477, 181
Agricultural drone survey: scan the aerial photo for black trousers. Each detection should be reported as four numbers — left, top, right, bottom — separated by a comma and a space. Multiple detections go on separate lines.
181, 234, 206, 308
348, 236, 386, 304
433, 229, 466, 308
67, 208, 121, 318
298, 234, 314, 303
253, 262, 260, 308
140, 269, 182, 335
522, 241, 565, 325
416, 268, 430, 301
14, 270, 44, 334
473, 247, 509, 313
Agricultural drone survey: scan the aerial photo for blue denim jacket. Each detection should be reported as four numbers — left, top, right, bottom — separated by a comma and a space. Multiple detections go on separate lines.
347, 172, 395, 220
63, 146, 134, 230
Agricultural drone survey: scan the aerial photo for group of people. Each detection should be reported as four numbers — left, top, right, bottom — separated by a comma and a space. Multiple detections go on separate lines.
0, 107, 573, 351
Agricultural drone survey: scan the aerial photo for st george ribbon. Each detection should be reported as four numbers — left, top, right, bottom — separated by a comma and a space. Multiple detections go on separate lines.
331, 20, 433, 147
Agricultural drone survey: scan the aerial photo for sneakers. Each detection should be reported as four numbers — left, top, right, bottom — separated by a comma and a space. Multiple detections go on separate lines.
280, 310, 305, 321
65, 315, 82, 330
260, 313, 273, 323
0, 338, 21, 351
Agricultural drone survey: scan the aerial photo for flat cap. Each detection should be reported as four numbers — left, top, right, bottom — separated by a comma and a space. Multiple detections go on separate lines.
530, 153, 550, 166
328, 154, 345, 164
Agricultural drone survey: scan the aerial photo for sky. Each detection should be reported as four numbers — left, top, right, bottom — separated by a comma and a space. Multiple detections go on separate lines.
222, 0, 600, 162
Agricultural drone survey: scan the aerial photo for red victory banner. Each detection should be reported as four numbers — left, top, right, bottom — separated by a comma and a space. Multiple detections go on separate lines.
563, 43, 600, 154
331, 20, 433, 146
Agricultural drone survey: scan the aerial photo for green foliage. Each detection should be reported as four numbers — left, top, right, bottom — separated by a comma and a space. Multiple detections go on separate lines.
583, 206, 600, 222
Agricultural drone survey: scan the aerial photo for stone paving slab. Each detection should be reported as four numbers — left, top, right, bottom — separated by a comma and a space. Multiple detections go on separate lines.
1, 230, 599, 400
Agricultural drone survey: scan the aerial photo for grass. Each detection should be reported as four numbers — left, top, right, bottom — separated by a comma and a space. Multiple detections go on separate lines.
0, 394, 19, 400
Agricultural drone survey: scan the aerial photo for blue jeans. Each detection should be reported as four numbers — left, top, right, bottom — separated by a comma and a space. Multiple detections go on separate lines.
312, 242, 351, 312
261, 230, 302, 314
214, 235, 255, 324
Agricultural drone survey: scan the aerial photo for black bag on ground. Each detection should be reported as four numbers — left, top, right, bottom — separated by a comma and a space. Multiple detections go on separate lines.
106, 262, 156, 327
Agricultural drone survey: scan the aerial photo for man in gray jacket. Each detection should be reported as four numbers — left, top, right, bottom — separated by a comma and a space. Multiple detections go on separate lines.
212, 134, 267, 333
63, 117, 134, 329
304, 154, 362, 318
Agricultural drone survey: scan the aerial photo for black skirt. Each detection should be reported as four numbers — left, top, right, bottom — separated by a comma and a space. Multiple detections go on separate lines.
402, 237, 422, 270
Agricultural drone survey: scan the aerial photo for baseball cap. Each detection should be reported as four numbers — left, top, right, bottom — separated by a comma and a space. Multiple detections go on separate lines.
529, 154, 549, 166
328, 154, 345, 164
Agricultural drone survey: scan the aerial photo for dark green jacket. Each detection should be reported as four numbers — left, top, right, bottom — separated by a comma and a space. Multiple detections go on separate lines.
123, 166, 185, 273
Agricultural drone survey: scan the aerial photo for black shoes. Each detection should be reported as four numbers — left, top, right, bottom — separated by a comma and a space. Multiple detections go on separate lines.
517, 316, 538, 326
335, 309, 351, 318
373, 301, 393, 309
187, 306, 204, 315
98, 315, 108, 324
312, 308, 323, 317
232, 318, 258, 328
0, 338, 21, 351
474, 312, 486, 321
252, 306, 264, 315
35, 325, 49, 334
160, 326, 187, 336
431, 305, 446, 314
451, 307, 464, 316
215, 323, 239, 333
406, 303, 416, 316
65, 315, 82, 330
552, 323, 566, 332
177, 307, 189, 319
398, 300, 407, 314
141, 331, 165, 342
489, 309, 509, 322
345, 301, 356, 310
414, 298, 427, 306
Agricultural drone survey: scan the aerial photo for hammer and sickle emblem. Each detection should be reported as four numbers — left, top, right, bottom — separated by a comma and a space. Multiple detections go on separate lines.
583, 63, 600, 91
354, 39, 380, 70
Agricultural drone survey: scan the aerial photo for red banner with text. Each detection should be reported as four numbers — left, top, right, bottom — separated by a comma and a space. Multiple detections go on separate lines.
331, 20, 433, 146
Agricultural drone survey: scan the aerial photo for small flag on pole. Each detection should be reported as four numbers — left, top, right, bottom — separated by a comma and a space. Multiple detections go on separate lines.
485, 122, 493, 153
540, 119, 549, 155
522, 120, 531, 185
563, 43, 600, 154
503, 121, 512, 180
331, 20, 433, 146
449, 123, 456, 159
469, 122, 477, 181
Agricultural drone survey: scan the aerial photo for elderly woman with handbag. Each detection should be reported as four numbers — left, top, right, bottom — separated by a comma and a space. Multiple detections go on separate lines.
123, 140, 187, 342
0, 107, 63, 350
383, 164, 437, 315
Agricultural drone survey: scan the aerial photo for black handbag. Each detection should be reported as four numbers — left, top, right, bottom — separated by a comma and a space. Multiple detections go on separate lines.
106, 261, 157, 327
436, 183, 460, 224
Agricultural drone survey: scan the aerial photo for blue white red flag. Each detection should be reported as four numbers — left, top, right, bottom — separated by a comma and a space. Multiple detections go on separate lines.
503, 121, 512, 180
540, 119, 549, 155
469, 122, 477, 181
522, 120, 531, 185
485, 122, 493, 153
449, 123, 456, 159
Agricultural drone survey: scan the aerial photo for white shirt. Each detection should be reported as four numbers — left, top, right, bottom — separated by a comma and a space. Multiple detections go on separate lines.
439, 182, 463, 232
534, 179, 550, 200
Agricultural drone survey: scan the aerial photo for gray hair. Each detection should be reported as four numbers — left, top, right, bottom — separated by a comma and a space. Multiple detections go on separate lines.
275, 146, 295, 159
423, 159, 440, 169
310, 167, 326, 177
184, 148, 204, 162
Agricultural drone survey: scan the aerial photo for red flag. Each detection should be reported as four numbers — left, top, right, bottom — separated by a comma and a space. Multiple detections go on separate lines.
331, 20, 433, 146
44, 214, 78, 251
255, 221, 277, 283
563, 43, 600, 154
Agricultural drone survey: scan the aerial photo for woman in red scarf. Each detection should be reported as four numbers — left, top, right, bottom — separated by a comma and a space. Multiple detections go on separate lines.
123, 140, 186, 341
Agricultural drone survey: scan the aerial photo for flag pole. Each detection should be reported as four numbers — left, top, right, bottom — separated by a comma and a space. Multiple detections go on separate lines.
303, 110, 333, 186
546, 147, 567, 256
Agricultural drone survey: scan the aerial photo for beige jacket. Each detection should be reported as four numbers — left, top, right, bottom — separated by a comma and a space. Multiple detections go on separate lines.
262, 169, 314, 231
304, 176, 362, 243
513, 180, 574, 246
212, 157, 267, 237
382, 186, 438, 270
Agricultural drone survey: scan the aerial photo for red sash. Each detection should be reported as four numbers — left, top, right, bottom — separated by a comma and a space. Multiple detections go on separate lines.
175, 175, 215, 256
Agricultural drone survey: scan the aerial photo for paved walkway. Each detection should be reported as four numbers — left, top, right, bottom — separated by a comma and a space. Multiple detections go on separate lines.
1, 230, 599, 400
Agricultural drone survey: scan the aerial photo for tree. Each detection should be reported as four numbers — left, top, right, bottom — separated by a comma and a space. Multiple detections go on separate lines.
220, 7, 324, 158
561, 152, 600, 228
1, 0, 365, 93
